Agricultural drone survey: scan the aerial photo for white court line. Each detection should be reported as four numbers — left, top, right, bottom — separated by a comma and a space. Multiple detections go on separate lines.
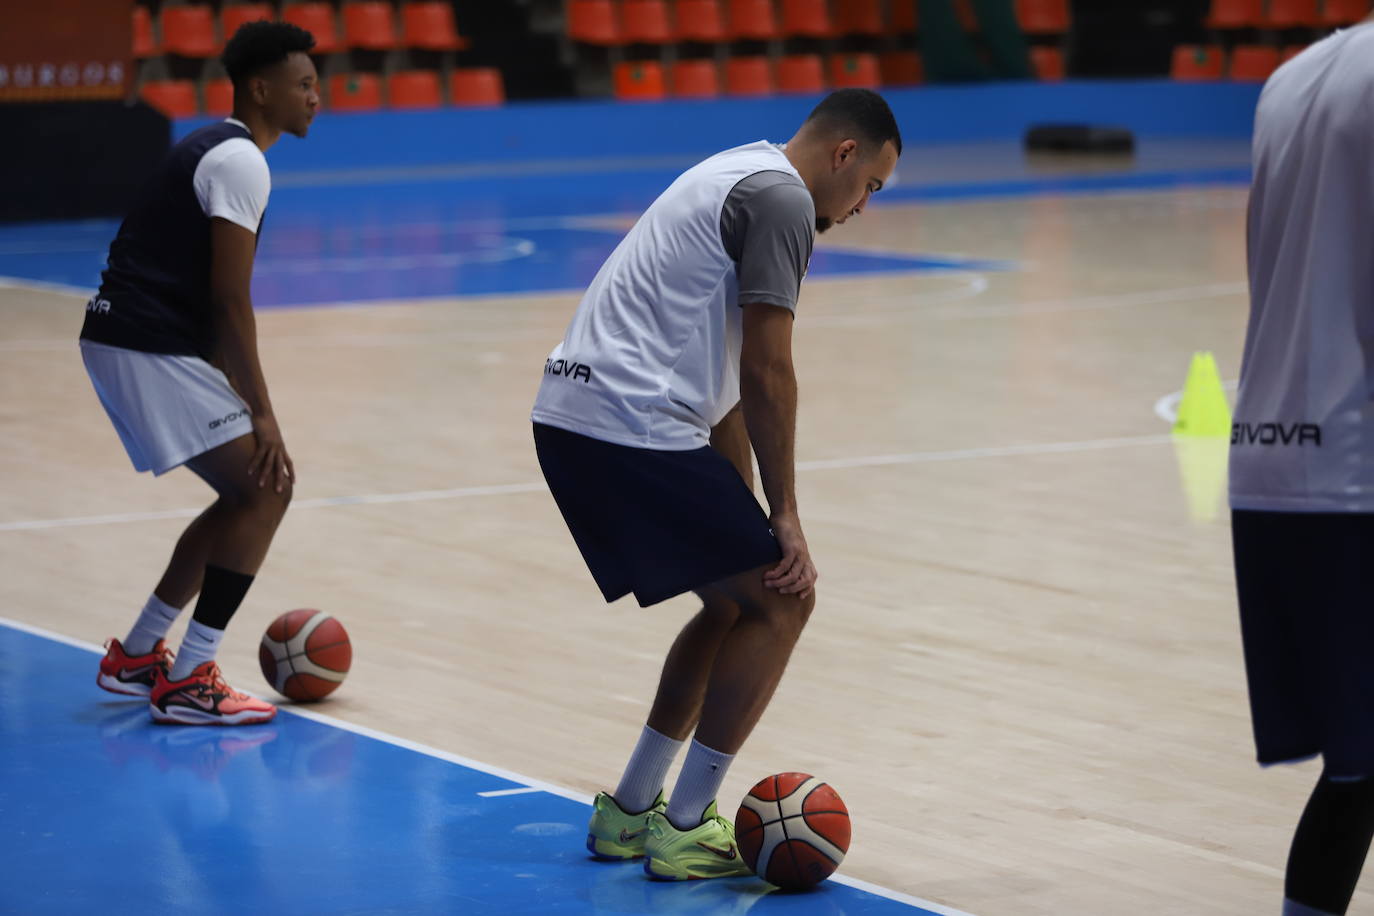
0, 614, 973, 916
477, 787, 544, 798
0, 435, 1172, 533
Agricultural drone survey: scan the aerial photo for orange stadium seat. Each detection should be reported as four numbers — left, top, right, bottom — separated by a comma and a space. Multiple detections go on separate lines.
777, 54, 825, 92
671, 60, 720, 97
343, 1, 397, 49
204, 78, 234, 115
879, 50, 923, 86
283, 3, 343, 53
162, 5, 219, 57
675, 0, 728, 40
622, 0, 674, 42
780, 0, 834, 37
388, 70, 442, 108
614, 61, 667, 99
829, 52, 880, 88
727, 0, 778, 39
133, 6, 158, 58
1320, 0, 1369, 24
450, 68, 505, 106
329, 72, 383, 110
402, 2, 469, 50
1030, 45, 1065, 81
141, 80, 199, 118
1266, 0, 1319, 26
1016, 0, 1069, 34
1229, 44, 1280, 80
568, 0, 621, 44
835, 0, 884, 36
1172, 45, 1225, 80
724, 56, 773, 94
222, 4, 275, 42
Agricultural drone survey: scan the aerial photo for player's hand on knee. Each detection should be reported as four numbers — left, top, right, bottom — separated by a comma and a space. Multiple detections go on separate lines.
247, 413, 295, 494
765, 512, 818, 600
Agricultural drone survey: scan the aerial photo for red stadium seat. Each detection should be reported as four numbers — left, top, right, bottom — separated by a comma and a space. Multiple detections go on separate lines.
1172, 45, 1225, 81
1266, 0, 1319, 26
1206, 0, 1263, 27
402, 2, 469, 50
449, 68, 505, 105
1229, 44, 1280, 81
780, 0, 834, 37
133, 6, 158, 58
777, 54, 825, 93
568, 0, 621, 44
1320, 0, 1369, 25
162, 5, 219, 57
204, 78, 234, 115
723, 56, 773, 95
671, 60, 720, 97
675, 0, 728, 41
614, 61, 666, 99
1030, 46, 1065, 81
1280, 43, 1306, 64
222, 4, 275, 43
388, 70, 442, 108
140, 80, 199, 118
1016, 0, 1069, 33
342, 1, 397, 50
829, 53, 880, 89
727, 0, 778, 39
879, 51, 923, 86
890, 0, 918, 32
329, 72, 383, 110
835, 0, 884, 36
622, 0, 674, 42
283, 3, 343, 54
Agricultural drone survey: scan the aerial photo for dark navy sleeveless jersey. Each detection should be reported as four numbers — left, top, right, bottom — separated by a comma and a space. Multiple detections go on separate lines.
79, 121, 263, 360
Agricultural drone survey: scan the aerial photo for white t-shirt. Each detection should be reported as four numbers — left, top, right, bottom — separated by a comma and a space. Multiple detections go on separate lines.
1230, 23, 1374, 512
192, 118, 270, 234
531, 141, 815, 450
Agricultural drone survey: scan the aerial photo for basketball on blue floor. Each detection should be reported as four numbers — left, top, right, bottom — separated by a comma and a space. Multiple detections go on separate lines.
736, 772, 851, 890
259, 609, 351, 701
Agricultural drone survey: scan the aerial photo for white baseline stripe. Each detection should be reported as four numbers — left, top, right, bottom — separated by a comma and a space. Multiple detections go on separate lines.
0, 436, 1171, 533
477, 787, 544, 798
0, 614, 965, 914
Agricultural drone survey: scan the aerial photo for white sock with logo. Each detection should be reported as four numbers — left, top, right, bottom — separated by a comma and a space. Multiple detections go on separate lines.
613, 726, 683, 814
665, 739, 735, 830
169, 621, 225, 681
124, 594, 182, 656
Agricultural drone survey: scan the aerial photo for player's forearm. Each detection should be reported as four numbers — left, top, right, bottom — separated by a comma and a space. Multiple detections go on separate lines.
213, 298, 274, 418
740, 362, 798, 517
710, 405, 754, 491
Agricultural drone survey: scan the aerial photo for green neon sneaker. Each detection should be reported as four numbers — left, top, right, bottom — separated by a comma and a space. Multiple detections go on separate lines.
643, 801, 752, 880
586, 791, 666, 860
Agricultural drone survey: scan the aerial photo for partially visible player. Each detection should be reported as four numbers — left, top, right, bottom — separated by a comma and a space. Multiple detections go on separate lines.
1230, 14, 1374, 916
533, 89, 900, 879
82, 21, 319, 725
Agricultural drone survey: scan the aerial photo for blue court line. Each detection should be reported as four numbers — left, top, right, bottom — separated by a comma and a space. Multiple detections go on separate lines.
0, 618, 968, 916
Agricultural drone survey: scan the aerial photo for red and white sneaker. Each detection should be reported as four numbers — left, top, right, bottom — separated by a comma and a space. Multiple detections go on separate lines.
97, 638, 175, 697
149, 662, 277, 726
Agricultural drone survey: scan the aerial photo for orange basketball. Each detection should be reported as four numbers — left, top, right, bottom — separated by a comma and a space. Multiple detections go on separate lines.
736, 772, 851, 890
259, 609, 351, 701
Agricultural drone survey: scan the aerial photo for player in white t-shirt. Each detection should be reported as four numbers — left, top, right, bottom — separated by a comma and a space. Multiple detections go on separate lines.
532, 89, 901, 879
1230, 14, 1374, 916
81, 22, 319, 725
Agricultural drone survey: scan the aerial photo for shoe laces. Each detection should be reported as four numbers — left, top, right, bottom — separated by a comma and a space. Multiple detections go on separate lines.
200, 664, 247, 700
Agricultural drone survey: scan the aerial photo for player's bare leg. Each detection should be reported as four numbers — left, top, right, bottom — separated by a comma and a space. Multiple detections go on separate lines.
645, 592, 742, 741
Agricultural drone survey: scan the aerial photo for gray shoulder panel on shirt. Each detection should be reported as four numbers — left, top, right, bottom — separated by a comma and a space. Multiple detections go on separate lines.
719, 170, 816, 311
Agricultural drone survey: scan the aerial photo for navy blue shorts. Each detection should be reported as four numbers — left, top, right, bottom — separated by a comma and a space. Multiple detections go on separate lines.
534, 423, 782, 607
1232, 509, 1374, 777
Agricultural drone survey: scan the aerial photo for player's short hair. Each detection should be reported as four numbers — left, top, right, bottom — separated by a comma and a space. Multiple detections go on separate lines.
804, 89, 903, 157
222, 21, 316, 88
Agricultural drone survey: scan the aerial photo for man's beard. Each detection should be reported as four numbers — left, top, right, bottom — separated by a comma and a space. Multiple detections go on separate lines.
815, 216, 832, 233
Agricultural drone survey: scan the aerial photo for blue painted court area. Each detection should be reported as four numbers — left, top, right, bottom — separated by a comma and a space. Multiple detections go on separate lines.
0, 622, 943, 915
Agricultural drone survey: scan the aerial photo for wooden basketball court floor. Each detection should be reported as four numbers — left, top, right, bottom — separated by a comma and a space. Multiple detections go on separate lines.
0, 142, 1351, 914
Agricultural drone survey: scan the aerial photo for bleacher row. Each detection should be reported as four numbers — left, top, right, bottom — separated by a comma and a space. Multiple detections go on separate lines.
133, 1, 501, 117
1171, 0, 1371, 82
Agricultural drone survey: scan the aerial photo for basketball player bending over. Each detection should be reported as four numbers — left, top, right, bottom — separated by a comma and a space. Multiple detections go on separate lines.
1231, 13, 1374, 916
532, 89, 901, 880
82, 22, 319, 725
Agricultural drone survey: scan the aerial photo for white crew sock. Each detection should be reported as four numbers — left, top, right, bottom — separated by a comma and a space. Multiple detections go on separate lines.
123, 594, 182, 656
665, 739, 735, 830
169, 620, 225, 681
613, 726, 684, 813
